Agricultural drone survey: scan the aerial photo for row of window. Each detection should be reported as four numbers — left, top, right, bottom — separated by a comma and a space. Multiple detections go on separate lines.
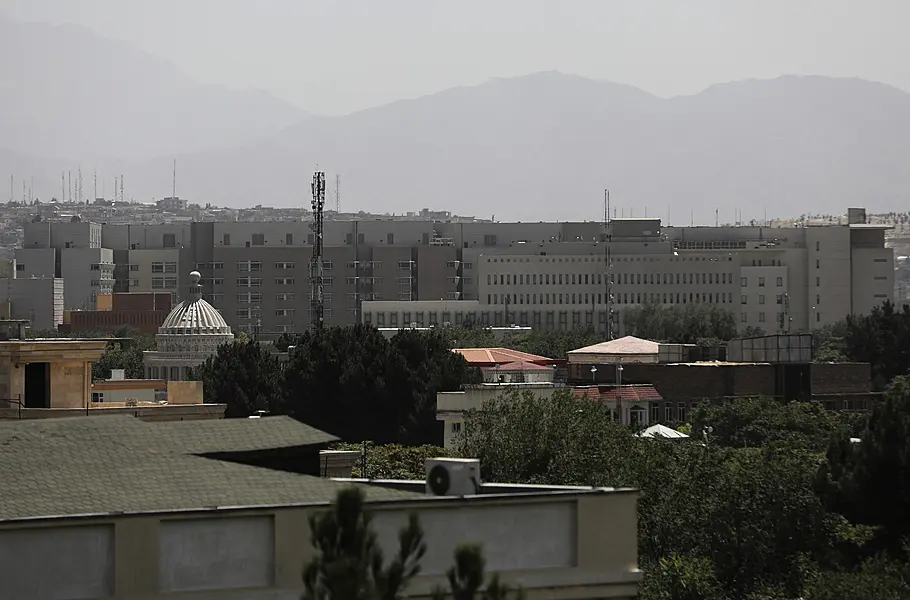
488, 291, 738, 306
366, 310, 611, 329
741, 276, 785, 287
151, 277, 178, 289
487, 272, 738, 287
236, 308, 297, 318
151, 262, 178, 273
236, 293, 298, 303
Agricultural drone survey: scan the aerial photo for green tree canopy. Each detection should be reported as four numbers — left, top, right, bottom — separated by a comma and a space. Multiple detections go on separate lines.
190, 338, 284, 417
457, 389, 841, 599
622, 302, 738, 343
817, 375, 910, 556
283, 325, 472, 444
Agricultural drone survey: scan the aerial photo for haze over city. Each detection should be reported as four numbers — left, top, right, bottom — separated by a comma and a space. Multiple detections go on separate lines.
2, 0, 908, 222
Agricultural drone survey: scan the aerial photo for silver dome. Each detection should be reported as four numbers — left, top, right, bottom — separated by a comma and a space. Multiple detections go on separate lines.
158, 271, 232, 335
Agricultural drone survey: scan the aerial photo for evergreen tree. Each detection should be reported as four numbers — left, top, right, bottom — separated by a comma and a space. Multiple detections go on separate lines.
190, 338, 284, 417
432, 544, 524, 600
302, 486, 426, 600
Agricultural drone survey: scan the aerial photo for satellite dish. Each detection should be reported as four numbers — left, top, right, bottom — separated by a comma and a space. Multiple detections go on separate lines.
427, 464, 451, 495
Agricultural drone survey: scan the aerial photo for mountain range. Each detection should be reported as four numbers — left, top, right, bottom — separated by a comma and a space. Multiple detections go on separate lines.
2, 15, 910, 222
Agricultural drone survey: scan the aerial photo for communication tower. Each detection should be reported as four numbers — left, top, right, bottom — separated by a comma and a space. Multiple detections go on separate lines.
310, 171, 326, 330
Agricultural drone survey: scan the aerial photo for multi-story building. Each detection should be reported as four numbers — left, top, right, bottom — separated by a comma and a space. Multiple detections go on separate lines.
363, 208, 893, 335
20, 207, 893, 336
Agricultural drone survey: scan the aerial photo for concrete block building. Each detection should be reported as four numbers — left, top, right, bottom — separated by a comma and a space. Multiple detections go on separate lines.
24, 206, 892, 336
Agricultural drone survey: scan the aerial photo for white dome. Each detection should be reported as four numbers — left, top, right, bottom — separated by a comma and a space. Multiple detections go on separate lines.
159, 299, 231, 335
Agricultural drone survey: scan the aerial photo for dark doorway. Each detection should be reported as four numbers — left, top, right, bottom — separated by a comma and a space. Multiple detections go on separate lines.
24, 363, 50, 408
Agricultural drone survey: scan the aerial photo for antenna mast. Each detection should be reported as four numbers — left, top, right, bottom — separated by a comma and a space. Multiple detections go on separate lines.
172, 159, 177, 199
10, 175, 14, 204
604, 188, 614, 340
77, 167, 83, 204
335, 174, 341, 213
93, 169, 97, 203
68, 171, 72, 203
120, 174, 124, 203
310, 171, 326, 330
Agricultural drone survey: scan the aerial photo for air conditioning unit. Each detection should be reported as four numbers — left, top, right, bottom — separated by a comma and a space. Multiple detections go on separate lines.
425, 458, 481, 496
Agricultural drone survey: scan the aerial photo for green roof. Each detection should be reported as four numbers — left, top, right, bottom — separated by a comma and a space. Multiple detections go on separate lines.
0, 416, 421, 523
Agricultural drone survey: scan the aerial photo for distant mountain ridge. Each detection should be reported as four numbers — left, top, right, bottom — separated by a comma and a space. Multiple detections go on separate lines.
0, 15, 309, 161
2, 17, 909, 222
119, 71, 908, 222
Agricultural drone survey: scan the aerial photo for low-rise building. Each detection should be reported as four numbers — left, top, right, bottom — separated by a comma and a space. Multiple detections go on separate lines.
0, 415, 641, 599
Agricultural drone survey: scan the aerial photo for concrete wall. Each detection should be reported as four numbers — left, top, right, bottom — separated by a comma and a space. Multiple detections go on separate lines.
0, 489, 640, 599
0, 277, 64, 331
167, 380, 204, 405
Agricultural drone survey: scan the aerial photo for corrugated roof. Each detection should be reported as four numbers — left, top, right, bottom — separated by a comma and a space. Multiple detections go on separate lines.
0, 416, 418, 523
485, 361, 554, 371
453, 348, 554, 366
572, 384, 663, 403
568, 335, 660, 356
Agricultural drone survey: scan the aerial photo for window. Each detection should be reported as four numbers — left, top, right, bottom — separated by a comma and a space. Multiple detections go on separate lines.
816, 258, 820, 269
286, 233, 293, 245
275, 277, 295, 285
223, 233, 231, 246
776, 294, 783, 304
758, 295, 765, 305
151, 262, 164, 273
677, 403, 688, 423
91, 392, 104, 403
758, 277, 765, 287
816, 241, 820, 251
740, 277, 747, 287
236, 308, 251, 319
741, 294, 748, 304
163, 233, 176, 248
275, 308, 295, 317
275, 261, 295, 269
758, 312, 766, 323
741, 312, 748, 322
776, 277, 783, 287
650, 404, 660, 424
276, 293, 296, 301
252, 233, 265, 246
451, 422, 462, 434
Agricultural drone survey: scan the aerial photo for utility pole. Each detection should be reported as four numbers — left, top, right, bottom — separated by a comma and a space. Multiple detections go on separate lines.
310, 171, 326, 330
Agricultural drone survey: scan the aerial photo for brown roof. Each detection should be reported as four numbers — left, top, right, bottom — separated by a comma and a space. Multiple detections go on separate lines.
486, 361, 554, 371
572, 384, 663, 403
453, 348, 555, 366
568, 335, 659, 356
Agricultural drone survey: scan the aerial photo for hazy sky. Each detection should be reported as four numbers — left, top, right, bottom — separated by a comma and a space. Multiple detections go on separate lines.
3, 0, 907, 115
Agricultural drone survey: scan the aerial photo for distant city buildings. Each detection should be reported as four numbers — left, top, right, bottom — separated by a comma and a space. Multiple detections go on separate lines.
0, 199, 897, 338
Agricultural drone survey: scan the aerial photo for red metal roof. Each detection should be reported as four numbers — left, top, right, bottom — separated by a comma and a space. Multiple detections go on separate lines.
484, 360, 554, 371
453, 348, 559, 367
571, 384, 663, 403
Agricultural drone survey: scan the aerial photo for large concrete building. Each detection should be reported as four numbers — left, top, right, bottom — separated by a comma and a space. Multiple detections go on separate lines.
22, 207, 893, 335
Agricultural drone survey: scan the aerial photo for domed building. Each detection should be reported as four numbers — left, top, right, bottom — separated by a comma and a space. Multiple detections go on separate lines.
143, 271, 233, 381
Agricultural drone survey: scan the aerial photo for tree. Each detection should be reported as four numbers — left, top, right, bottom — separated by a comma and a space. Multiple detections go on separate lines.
302, 486, 426, 600
623, 302, 737, 343
432, 544, 524, 600
839, 301, 910, 383
457, 389, 840, 599
283, 326, 472, 445
303, 488, 522, 600
817, 375, 910, 556
502, 327, 601, 359
92, 334, 156, 380
330, 442, 449, 480
691, 397, 863, 453
190, 338, 284, 417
